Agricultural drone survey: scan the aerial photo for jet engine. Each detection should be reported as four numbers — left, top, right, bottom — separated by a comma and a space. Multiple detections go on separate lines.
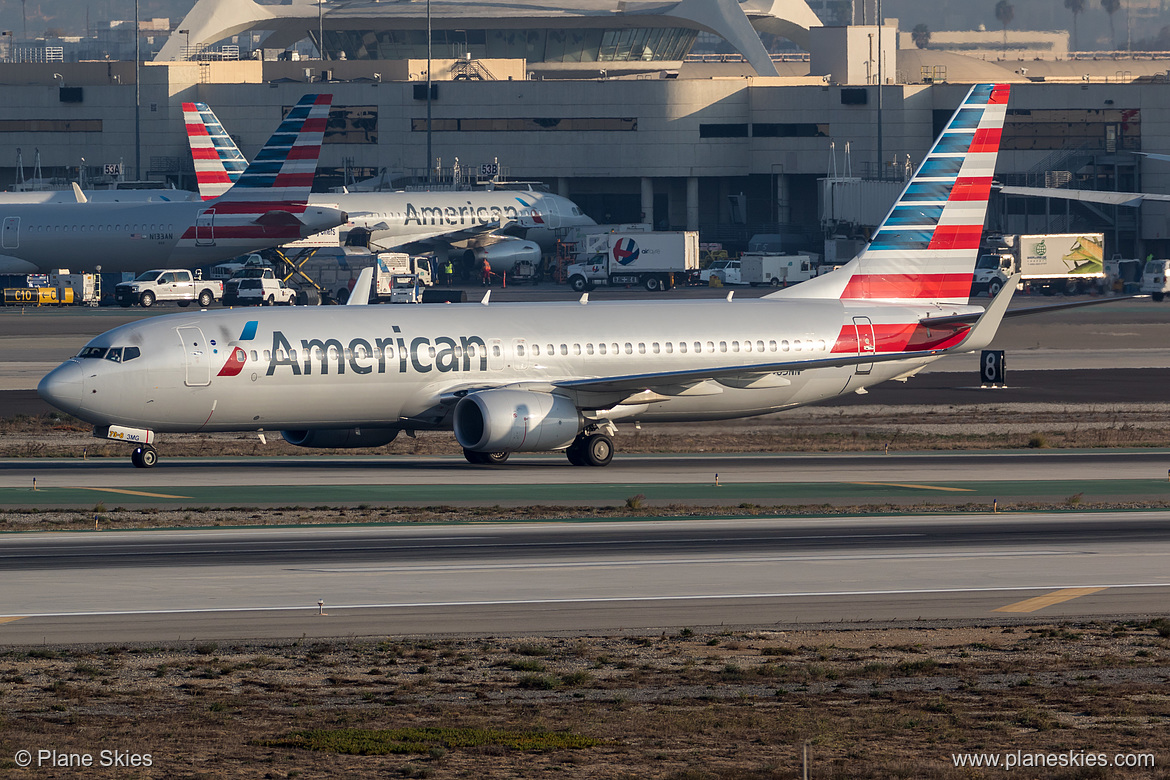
462, 237, 541, 274
454, 390, 580, 453
281, 428, 399, 449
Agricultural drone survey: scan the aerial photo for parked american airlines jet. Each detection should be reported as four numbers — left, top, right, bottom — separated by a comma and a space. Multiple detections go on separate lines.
0, 95, 347, 275
183, 101, 594, 275
42, 84, 1016, 469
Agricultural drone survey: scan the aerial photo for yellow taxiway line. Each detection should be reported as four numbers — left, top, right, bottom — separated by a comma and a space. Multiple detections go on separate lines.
0, 617, 26, 625
849, 482, 975, 493
993, 587, 1108, 613
64, 487, 192, 499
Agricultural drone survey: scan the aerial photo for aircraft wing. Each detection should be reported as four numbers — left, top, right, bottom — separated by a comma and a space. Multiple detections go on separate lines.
553, 277, 1016, 399
998, 185, 1170, 207
361, 218, 509, 252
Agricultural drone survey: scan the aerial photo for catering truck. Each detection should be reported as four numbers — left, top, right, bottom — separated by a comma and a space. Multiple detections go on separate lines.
565, 231, 699, 292
972, 233, 1106, 296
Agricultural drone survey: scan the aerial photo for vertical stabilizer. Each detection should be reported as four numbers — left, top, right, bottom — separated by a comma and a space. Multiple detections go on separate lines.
182, 101, 248, 200
215, 94, 331, 204
771, 83, 1010, 304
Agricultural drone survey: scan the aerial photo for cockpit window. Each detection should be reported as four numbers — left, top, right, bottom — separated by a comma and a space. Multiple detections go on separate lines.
104, 347, 124, 363
78, 346, 108, 359
123, 346, 141, 361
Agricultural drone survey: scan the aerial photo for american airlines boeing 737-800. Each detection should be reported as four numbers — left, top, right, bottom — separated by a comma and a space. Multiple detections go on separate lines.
41, 84, 1018, 469
0, 95, 346, 274
182, 101, 595, 275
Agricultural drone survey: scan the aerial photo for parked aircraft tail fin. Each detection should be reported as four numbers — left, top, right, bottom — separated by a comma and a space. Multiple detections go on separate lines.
182, 101, 248, 201
770, 83, 1010, 304
215, 94, 332, 204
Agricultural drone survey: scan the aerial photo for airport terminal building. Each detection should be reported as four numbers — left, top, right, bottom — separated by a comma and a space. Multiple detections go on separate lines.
1, 0, 1169, 259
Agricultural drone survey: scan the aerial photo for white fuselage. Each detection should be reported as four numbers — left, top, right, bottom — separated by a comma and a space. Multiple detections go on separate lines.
0, 200, 346, 274
39, 297, 976, 435
320, 189, 593, 254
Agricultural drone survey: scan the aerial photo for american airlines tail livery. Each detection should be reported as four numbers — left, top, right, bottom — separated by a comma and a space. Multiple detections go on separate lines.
42, 84, 1016, 469
182, 101, 594, 275
0, 95, 346, 274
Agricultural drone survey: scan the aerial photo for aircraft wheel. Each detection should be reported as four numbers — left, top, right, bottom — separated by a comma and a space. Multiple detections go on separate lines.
139, 291, 155, 308
644, 275, 662, 292
463, 448, 489, 464
198, 290, 214, 307
131, 446, 157, 469
565, 442, 587, 467
582, 434, 613, 467
485, 451, 510, 464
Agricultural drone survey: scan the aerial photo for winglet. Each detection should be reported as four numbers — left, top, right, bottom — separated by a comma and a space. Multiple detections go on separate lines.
71, 182, 88, 203
954, 273, 1019, 352
480, 290, 491, 306
347, 267, 373, 305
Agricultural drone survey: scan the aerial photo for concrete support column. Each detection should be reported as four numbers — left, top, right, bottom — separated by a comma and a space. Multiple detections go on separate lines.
640, 177, 654, 227
775, 172, 790, 224
686, 176, 699, 232
557, 177, 569, 197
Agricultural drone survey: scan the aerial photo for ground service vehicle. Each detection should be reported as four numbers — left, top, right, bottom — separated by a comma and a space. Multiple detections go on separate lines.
223, 267, 277, 305
566, 231, 699, 292
114, 269, 222, 308
1140, 258, 1170, 301
973, 233, 1106, 296
234, 277, 297, 306
740, 254, 817, 287
700, 258, 742, 285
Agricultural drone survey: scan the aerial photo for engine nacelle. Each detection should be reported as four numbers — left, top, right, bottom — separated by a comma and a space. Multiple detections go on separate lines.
467, 238, 541, 273
281, 428, 399, 449
454, 390, 580, 453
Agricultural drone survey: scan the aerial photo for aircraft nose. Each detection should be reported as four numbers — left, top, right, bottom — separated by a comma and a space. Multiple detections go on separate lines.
38, 360, 84, 416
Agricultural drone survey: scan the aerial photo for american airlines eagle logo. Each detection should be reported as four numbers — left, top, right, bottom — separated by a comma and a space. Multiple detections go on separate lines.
612, 238, 640, 265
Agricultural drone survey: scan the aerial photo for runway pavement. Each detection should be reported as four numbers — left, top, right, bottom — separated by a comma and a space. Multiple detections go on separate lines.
2, 513, 1168, 644
3, 450, 1170, 508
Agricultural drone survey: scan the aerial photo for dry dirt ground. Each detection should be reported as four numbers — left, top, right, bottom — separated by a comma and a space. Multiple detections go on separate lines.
0, 623, 1167, 779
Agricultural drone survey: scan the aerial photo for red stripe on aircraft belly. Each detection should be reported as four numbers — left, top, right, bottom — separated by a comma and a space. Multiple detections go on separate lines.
179, 226, 306, 240
841, 273, 973, 299
207, 201, 309, 214
831, 321, 973, 354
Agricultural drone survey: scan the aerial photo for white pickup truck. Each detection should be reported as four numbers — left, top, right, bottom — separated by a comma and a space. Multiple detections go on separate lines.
114, 269, 223, 308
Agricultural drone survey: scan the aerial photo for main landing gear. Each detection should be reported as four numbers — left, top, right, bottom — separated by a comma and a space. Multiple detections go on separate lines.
565, 432, 613, 467
130, 445, 158, 469
463, 449, 510, 465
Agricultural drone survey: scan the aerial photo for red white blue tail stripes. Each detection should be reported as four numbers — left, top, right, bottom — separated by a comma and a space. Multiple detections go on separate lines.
182, 102, 247, 201
217, 94, 331, 204
842, 83, 1009, 304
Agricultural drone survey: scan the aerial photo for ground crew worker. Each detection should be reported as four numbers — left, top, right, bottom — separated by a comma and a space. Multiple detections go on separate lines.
443, 258, 454, 286
481, 258, 492, 287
